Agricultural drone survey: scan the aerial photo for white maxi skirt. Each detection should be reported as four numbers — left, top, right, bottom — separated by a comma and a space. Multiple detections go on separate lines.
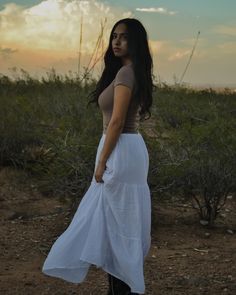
42, 132, 152, 294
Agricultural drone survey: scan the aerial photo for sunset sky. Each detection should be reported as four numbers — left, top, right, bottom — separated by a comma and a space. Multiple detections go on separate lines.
0, 0, 235, 87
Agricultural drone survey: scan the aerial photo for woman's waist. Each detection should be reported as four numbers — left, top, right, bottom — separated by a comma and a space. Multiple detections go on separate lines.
103, 130, 140, 135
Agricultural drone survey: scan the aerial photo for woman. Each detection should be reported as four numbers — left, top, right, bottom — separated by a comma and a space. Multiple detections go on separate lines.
42, 18, 154, 295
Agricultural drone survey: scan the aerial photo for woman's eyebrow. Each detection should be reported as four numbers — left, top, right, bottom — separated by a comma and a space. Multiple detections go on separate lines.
112, 32, 128, 36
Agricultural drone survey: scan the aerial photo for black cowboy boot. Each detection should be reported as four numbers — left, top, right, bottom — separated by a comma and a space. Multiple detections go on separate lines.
106, 273, 113, 295
107, 273, 131, 295
107, 273, 140, 295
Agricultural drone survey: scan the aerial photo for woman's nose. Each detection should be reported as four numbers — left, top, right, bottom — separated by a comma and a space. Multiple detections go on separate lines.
115, 37, 121, 44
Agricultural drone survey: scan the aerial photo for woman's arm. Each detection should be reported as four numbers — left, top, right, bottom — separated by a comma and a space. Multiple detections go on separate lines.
94, 84, 132, 182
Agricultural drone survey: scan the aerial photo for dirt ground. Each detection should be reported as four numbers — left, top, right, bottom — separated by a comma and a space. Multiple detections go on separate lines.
0, 166, 235, 295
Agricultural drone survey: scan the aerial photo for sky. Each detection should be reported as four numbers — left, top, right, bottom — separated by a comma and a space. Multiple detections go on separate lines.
0, 0, 236, 87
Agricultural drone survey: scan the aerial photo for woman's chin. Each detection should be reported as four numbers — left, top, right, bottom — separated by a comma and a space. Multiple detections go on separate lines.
114, 52, 123, 56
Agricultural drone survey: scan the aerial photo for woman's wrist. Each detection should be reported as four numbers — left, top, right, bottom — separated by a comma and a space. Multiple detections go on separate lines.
98, 158, 107, 165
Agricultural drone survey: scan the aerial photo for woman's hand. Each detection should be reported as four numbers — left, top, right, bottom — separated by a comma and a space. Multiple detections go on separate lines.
94, 160, 106, 183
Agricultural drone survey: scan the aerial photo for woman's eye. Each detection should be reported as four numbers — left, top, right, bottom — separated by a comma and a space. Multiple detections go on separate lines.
112, 34, 127, 39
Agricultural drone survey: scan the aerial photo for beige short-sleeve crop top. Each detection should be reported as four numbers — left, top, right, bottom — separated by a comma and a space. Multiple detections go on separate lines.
98, 64, 140, 134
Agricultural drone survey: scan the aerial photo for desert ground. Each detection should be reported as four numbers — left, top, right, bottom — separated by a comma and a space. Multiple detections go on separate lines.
0, 166, 235, 295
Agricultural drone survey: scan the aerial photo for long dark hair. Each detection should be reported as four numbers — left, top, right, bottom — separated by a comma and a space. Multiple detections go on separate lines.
87, 18, 155, 121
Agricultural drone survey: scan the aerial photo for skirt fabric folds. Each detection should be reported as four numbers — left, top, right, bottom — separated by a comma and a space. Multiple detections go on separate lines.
42, 132, 151, 294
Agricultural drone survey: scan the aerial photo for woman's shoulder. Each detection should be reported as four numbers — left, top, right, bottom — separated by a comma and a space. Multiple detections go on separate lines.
115, 64, 135, 80
114, 64, 135, 89
117, 63, 133, 74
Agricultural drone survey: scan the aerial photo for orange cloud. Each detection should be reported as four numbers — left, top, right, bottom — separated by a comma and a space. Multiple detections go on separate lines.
168, 50, 191, 61
213, 24, 236, 36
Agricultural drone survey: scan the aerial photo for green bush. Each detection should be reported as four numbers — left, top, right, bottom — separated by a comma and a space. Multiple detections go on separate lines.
149, 84, 236, 225
0, 69, 101, 198
0, 70, 235, 225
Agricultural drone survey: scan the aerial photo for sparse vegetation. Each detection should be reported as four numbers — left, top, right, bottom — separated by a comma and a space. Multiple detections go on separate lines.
0, 68, 235, 225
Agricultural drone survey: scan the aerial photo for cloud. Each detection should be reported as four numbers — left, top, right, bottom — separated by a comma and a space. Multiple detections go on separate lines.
135, 7, 177, 15
178, 37, 205, 46
0, 0, 133, 53
148, 40, 169, 55
0, 0, 137, 76
0, 46, 18, 59
168, 50, 191, 61
217, 42, 236, 54
213, 24, 236, 36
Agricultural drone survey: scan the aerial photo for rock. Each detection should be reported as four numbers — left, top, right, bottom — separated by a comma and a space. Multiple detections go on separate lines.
226, 229, 234, 234
200, 219, 208, 225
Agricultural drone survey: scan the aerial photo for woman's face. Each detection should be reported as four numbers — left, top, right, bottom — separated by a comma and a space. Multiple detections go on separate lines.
112, 23, 129, 58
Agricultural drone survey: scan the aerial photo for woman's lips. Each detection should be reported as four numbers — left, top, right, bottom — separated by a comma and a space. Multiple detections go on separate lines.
114, 48, 121, 51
